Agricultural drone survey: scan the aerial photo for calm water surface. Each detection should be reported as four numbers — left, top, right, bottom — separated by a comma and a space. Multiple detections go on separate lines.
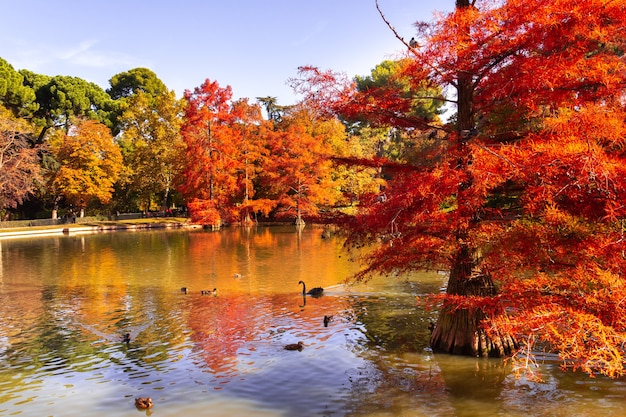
0, 226, 624, 416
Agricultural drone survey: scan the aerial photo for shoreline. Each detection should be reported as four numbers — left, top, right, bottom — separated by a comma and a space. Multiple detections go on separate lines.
0, 219, 202, 240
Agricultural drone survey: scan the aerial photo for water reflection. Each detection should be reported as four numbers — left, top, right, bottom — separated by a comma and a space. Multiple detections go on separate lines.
0, 228, 625, 416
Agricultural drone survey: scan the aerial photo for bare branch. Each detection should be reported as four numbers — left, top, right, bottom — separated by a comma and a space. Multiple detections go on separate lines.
375, 0, 457, 89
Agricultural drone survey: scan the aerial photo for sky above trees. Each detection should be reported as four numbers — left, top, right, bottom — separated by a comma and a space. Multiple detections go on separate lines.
0, 1, 453, 105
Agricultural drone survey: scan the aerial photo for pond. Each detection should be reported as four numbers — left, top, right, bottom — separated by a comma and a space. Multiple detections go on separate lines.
0, 225, 624, 416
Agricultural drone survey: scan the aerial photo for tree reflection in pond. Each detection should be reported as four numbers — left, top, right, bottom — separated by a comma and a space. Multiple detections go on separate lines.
0, 228, 625, 416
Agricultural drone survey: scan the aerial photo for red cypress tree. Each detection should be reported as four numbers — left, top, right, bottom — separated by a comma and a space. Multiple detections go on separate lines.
293, 0, 626, 376
180, 79, 240, 225
259, 107, 339, 224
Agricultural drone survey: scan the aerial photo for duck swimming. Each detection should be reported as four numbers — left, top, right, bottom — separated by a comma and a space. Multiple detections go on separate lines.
122, 333, 131, 344
284, 341, 304, 351
201, 288, 217, 296
135, 397, 153, 409
299, 280, 323, 297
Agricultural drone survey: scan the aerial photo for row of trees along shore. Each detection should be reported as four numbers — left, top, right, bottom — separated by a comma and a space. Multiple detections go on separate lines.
2, 0, 626, 378
0, 62, 385, 223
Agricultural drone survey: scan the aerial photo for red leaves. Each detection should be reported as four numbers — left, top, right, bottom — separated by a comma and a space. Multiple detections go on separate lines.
180, 0, 626, 374
261, 110, 341, 220
506, 104, 626, 221
289, 66, 355, 119
180, 79, 349, 225
187, 198, 221, 226
180, 79, 255, 224
419, 0, 626, 117
328, 0, 626, 373
292, 61, 444, 130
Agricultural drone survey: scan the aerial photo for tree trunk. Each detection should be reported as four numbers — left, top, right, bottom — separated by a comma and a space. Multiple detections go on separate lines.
429, 0, 517, 357
295, 178, 305, 226
51, 195, 60, 220
35, 126, 49, 146
163, 183, 171, 209
430, 245, 517, 357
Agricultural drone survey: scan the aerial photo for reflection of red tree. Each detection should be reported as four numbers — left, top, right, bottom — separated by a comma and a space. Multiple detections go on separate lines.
287, 294, 347, 334
188, 294, 258, 376
187, 232, 224, 259
187, 291, 349, 378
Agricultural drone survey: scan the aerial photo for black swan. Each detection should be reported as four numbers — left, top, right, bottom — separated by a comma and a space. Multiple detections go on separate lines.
299, 280, 323, 297
284, 341, 304, 351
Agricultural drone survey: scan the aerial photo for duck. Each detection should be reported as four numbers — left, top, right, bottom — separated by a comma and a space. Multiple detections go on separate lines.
284, 341, 304, 351
180, 287, 188, 294
323, 315, 333, 327
121, 332, 131, 344
201, 288, 217, 296
233, 273, 243, 278
299, 280, 323, 297
135, 397, 153, 409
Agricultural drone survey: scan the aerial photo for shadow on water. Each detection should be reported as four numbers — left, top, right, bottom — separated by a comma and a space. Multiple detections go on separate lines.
0, 228, 626, 416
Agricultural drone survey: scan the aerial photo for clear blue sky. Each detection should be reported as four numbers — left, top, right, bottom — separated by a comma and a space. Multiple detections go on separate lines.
0, 1, 453, 106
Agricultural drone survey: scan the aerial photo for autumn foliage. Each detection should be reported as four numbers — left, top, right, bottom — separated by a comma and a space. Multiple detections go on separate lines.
180, 79, 264, 224
116, 90, 184, 211
179, 79, 361, 226
1, 0, 625, 380
48, 118, 122, 214
0, 105, 41, 213
295, 0, 626, 376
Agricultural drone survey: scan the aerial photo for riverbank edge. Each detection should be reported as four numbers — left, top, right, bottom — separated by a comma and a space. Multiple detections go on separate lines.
0, 219, 202, 240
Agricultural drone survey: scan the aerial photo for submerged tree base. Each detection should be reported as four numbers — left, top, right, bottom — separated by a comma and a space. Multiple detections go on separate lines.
430, 305, 518, 357
431, 246, 518, 358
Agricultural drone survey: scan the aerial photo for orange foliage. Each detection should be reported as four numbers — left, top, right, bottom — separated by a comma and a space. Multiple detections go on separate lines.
260, 108, 339, 221
187, 198, 222, 226
179, 80, 245, 225
300, 0, 626, 376
180, 79, 350, 225
49, 118, 123, 211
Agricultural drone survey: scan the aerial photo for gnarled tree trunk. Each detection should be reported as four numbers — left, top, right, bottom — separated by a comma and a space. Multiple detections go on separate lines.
430, 245, 517, 357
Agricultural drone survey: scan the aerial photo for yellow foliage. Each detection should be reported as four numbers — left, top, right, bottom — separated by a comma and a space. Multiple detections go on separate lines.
49, 118, 122, 210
